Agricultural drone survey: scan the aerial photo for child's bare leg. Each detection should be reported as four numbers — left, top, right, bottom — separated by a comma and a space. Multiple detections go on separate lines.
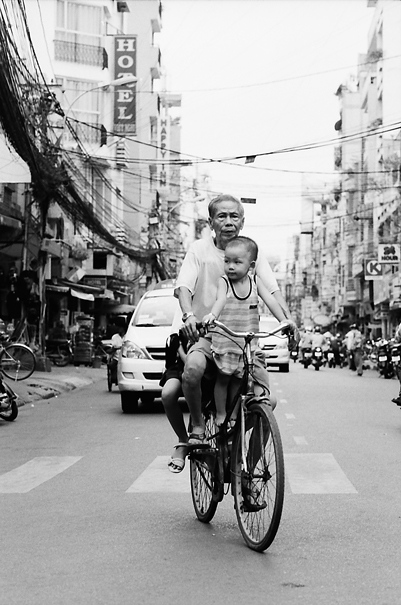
214, 372, 231, 425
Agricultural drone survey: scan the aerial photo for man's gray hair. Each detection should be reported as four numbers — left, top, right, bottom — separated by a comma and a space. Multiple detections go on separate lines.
208, 194, 244, 218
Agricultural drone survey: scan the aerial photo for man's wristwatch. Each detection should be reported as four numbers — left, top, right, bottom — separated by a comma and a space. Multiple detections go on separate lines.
182, 311, 194, 322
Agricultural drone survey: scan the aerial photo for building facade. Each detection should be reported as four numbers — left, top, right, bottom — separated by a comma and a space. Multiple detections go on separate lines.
284, 0, 401, 338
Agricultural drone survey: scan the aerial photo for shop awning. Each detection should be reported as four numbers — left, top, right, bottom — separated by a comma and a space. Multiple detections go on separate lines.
46, 284, 69, 294
70, 289, 95, 302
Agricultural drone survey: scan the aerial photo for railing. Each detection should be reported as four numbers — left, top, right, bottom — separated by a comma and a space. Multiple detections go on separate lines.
54, 40, 104, 67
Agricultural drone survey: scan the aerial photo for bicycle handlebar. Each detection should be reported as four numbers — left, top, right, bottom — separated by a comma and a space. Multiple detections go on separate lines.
200, 319, 290, 340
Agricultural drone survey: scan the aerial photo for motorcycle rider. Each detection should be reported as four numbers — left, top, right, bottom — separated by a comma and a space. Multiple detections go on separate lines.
299, 327, 313, 362
311, 326, 326, 350
391, 322, 401, 406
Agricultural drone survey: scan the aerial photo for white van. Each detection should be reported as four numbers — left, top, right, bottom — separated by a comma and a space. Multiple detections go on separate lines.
117, 280, 180, 413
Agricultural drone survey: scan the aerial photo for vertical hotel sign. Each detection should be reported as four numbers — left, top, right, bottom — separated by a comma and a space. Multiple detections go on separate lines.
114, 36, 137, 133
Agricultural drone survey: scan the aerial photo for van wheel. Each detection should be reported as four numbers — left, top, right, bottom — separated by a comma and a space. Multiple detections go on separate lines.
121, 393, 139, 414
279, 364, 289, 373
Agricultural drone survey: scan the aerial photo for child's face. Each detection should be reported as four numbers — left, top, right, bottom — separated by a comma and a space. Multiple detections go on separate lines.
224, 244, 253, 281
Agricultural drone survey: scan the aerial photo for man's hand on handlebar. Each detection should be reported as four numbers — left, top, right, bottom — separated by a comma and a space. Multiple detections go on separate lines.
182, 314, 201, 343
284, 319, 300, 351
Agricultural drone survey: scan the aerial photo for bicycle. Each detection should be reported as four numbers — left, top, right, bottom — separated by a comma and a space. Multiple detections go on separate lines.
0, 338, 36, 381
188, 319, 288, 552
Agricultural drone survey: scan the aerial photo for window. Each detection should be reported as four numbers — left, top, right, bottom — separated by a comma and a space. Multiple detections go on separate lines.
93, 250, 107, 270
62, 78, 101, 144
55, 0, 103, 65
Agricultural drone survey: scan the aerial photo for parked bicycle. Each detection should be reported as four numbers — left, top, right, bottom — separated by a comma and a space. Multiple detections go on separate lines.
0, 338, 36, 381
0, 340, 36, 422
188, 319, 288, 552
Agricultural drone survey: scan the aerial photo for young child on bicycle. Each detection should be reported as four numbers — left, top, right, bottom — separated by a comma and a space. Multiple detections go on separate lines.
203, 236, 287, 426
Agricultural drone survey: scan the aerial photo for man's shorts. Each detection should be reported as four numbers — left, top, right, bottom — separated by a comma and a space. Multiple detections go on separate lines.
187, 337, 270, 395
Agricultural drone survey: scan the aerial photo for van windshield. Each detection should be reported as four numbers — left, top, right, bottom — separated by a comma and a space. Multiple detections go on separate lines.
134, 295, 178, 327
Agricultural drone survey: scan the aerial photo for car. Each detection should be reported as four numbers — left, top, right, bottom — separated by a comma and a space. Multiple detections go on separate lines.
117, 280, 180, 413
258, 314, 290, 373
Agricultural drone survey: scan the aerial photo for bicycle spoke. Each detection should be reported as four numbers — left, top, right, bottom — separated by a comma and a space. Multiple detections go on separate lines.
190, 407, 219, 523
232, 402, 285, 552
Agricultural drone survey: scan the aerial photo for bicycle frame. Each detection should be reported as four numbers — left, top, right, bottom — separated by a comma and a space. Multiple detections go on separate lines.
189, 318, 288, 551
200, 318, 288, 484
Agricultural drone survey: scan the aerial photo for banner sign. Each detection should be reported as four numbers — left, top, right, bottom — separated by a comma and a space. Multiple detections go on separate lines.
365, 259, 383, 280
378, 244, 400, 264
114, 36, 137, 133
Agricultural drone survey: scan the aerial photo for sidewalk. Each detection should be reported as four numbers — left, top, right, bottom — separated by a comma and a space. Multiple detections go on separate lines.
6, 363, 105, 407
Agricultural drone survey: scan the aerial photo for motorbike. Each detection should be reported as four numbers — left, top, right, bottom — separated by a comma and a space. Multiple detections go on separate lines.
376, 338, 394, 379
45, 338, 73, 367
326, 346, 336, 368
391, 342, 401, 374
290, 346, 298, 363
312, 346, 324, 371
0, 373, 18, 422
300, 347, 313, 369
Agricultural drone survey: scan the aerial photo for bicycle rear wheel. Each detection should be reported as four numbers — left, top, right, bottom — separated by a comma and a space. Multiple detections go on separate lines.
232, 400, 285, 552
189, 405, 220, 523
0, 344, 36, 381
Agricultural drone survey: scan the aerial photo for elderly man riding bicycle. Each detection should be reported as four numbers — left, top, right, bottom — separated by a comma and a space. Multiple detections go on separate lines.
167, 194, 298, 465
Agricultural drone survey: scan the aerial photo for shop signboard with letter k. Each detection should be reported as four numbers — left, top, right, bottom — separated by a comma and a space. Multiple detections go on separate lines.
365, 259, 383, 280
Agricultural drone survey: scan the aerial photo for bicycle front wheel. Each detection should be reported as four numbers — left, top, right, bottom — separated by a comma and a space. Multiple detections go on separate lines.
189, 406, 220, 523
232, 401, 285, 552
0, 344, 36, 381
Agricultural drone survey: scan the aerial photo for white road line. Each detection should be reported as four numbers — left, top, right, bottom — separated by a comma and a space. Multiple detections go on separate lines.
293, 436, 308, 446
0, 456, 82, 493
126, 456, 190, 493
276, 389, 283, 393
285, 413, 296, 420
279, 398, 288, 404
285, 453, 357, 494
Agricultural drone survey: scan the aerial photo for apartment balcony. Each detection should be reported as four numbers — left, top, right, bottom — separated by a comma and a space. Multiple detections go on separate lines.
54, 40, 104, 67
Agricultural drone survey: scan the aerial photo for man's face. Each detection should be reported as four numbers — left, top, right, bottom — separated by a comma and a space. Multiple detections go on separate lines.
208, 200, 244, 245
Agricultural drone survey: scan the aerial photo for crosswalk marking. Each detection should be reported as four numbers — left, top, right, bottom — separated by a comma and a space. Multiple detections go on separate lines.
279, 398, 288, 404
0, 454, 358, 495
285, 413, 296, 420
285, 453, 357, 494
0, 456, 82, 493
126, 456, 190, 493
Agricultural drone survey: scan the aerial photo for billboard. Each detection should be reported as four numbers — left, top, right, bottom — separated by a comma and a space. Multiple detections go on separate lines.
113, 36, 137, 134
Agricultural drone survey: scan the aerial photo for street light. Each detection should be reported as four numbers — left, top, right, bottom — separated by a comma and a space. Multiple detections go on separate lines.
56, 74, 138, 145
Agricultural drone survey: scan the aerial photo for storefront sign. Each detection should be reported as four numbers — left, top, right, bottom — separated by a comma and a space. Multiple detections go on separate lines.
365, 259, 383, 280
114, 36, 137, 133
378, 244, 400, 264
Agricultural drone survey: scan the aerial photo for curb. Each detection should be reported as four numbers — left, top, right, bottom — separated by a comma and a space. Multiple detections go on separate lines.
14, 376, 94, 407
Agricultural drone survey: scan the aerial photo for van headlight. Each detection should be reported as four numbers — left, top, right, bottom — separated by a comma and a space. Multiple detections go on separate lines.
121, 341, 151, 360
275, 340, 288, 349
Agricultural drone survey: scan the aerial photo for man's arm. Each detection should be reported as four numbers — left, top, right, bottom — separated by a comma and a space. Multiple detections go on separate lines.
176, 286, 200, 342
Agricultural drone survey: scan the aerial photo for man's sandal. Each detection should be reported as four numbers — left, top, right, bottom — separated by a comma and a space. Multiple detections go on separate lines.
168, 443, 188, 474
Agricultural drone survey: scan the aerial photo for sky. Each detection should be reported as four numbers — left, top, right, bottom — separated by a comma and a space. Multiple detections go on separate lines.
158, 0, 375, 264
